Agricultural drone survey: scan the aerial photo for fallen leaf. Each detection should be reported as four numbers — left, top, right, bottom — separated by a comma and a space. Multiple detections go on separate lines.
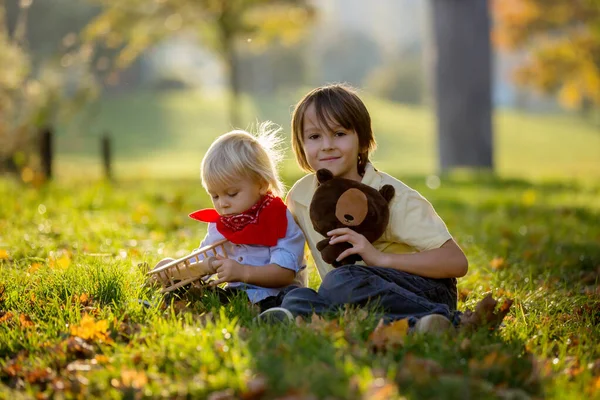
0, 249, 9, 260
0, 311, 14, 324
28, 263, 41, 273
19, 314, 35, 328
490, 257, 505, 270
460, 294, 513, 332
369, 318, 409, 352
69, 314, 112, 343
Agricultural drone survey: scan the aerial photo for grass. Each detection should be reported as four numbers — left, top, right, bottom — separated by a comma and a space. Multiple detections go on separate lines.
1, 170, 599, 399
2, 90, 599, 398
54, 89, 600, 182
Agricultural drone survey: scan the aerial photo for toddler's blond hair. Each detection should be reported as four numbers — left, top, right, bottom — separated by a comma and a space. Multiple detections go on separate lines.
201, 121, 285, 197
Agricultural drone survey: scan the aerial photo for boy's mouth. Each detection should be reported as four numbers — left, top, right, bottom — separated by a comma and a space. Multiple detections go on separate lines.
320, 157, 340, 162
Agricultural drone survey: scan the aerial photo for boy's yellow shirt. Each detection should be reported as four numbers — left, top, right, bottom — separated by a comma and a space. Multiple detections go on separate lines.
286, 164, 452, 279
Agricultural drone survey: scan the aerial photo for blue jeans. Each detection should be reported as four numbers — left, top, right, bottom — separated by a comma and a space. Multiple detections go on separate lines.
281, 265, 460, 325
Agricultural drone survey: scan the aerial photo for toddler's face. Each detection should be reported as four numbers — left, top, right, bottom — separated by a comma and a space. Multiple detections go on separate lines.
207, 178, 267, 216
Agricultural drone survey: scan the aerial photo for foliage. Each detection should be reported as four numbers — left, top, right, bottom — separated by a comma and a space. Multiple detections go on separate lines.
0, 1, 98, 181
82, 0, 315, 125
0, 171, 599, 398
493, 0, 600, 110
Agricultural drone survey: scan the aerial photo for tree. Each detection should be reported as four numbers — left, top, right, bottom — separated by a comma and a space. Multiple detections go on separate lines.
426, 0, 494, 172
83, 0, 315, 127
493, 0, 600, 111
0, 0, 98, 180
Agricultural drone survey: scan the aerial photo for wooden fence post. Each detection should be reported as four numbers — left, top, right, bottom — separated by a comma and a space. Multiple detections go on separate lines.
102, 133, 112, 181
40, 127, 53, 180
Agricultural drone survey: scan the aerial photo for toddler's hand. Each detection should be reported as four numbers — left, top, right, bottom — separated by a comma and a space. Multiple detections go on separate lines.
209, 255, 248, 286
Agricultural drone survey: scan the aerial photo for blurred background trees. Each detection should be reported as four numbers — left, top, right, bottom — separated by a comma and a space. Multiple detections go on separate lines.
83, 0, 315, 126
0, 0, 97, 181
493, 0, 600, 115
0, 0, 597, 183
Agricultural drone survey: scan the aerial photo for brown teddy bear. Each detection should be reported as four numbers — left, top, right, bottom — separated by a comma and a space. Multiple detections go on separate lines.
309, 169, 395, 267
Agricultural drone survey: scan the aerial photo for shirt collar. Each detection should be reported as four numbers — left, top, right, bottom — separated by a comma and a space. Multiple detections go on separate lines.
295, 163, 381, 206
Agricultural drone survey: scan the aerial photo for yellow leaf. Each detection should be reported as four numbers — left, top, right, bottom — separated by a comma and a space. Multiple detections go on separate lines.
0, 249, 9, 260
369, 318, 409, 351
70, 314, 112, 343
490, 257, 505, 270
28, 263, 41, 273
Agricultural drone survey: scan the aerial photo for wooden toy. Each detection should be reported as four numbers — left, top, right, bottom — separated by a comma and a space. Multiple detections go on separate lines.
147, 239, 229, 293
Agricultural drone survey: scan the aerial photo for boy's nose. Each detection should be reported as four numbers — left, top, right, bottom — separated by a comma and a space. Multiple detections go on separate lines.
321, 136, 334, 150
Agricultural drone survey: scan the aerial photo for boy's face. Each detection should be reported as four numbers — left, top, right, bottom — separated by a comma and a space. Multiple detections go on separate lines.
302, 103, 362, 182
207, 178, 267, 216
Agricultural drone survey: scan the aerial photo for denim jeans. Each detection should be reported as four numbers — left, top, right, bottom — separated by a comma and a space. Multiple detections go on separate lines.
280, 265, 460, 325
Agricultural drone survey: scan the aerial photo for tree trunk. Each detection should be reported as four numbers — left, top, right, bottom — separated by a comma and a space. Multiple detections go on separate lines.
224, 37, 241, 128
428, 0, 494, 172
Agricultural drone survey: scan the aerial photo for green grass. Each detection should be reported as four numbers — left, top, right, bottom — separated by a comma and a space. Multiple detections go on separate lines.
54, 90, 600, 182
1, 172, 599, 399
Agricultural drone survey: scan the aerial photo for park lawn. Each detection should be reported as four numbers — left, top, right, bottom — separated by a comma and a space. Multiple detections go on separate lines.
54, 90, 600, 182
1, 171, 599, 399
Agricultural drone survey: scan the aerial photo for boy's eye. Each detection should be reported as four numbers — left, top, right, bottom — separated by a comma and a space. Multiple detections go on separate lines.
334, 131, 346, 137
307, 133, 320, 140
228, 192, 238, 197
211, 195, 219, 200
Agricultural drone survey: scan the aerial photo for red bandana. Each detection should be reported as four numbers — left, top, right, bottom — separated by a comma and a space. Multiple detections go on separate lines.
189, 193, 288, 246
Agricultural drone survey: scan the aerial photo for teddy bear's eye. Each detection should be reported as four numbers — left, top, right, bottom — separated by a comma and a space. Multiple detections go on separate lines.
344, 214, 354, 222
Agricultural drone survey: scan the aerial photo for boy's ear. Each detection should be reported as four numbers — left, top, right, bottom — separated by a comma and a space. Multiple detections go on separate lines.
259, 181, 269, 195
316, 169, 334, 184
379, 185, 395, 204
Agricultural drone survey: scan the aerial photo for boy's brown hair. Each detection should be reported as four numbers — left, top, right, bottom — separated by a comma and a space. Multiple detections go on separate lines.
291, 84, 377, 175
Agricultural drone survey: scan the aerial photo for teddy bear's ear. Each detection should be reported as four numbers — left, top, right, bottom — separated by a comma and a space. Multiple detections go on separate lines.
379, 185, 395, 204
316, 169, 334, 184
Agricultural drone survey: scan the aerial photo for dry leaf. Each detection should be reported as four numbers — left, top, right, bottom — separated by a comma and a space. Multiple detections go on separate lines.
28, 263, 42, 273
69, 314, 113, 343
19, 314, 35, 328
460, 294, 513, 332
490, 257, 505, 270
369, 318, 409, 352
0, 311, 14, 324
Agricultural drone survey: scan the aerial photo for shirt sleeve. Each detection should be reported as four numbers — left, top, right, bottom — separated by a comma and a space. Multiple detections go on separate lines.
269, 210, 306, 273
389, 189, 452, 252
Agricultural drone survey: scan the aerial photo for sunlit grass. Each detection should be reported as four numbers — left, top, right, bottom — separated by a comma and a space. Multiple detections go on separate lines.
1, 172, 599, 398
55, 90, 600, 182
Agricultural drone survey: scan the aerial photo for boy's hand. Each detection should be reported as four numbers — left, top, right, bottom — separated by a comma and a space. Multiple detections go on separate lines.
327, 228, 385, 266
209, 255, 248, 286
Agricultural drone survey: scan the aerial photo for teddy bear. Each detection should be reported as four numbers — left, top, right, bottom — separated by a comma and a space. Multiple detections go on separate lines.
309, 169, 395, 267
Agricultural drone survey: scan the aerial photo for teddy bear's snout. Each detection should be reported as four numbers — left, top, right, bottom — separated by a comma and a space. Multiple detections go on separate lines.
335, 188, 368, 227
